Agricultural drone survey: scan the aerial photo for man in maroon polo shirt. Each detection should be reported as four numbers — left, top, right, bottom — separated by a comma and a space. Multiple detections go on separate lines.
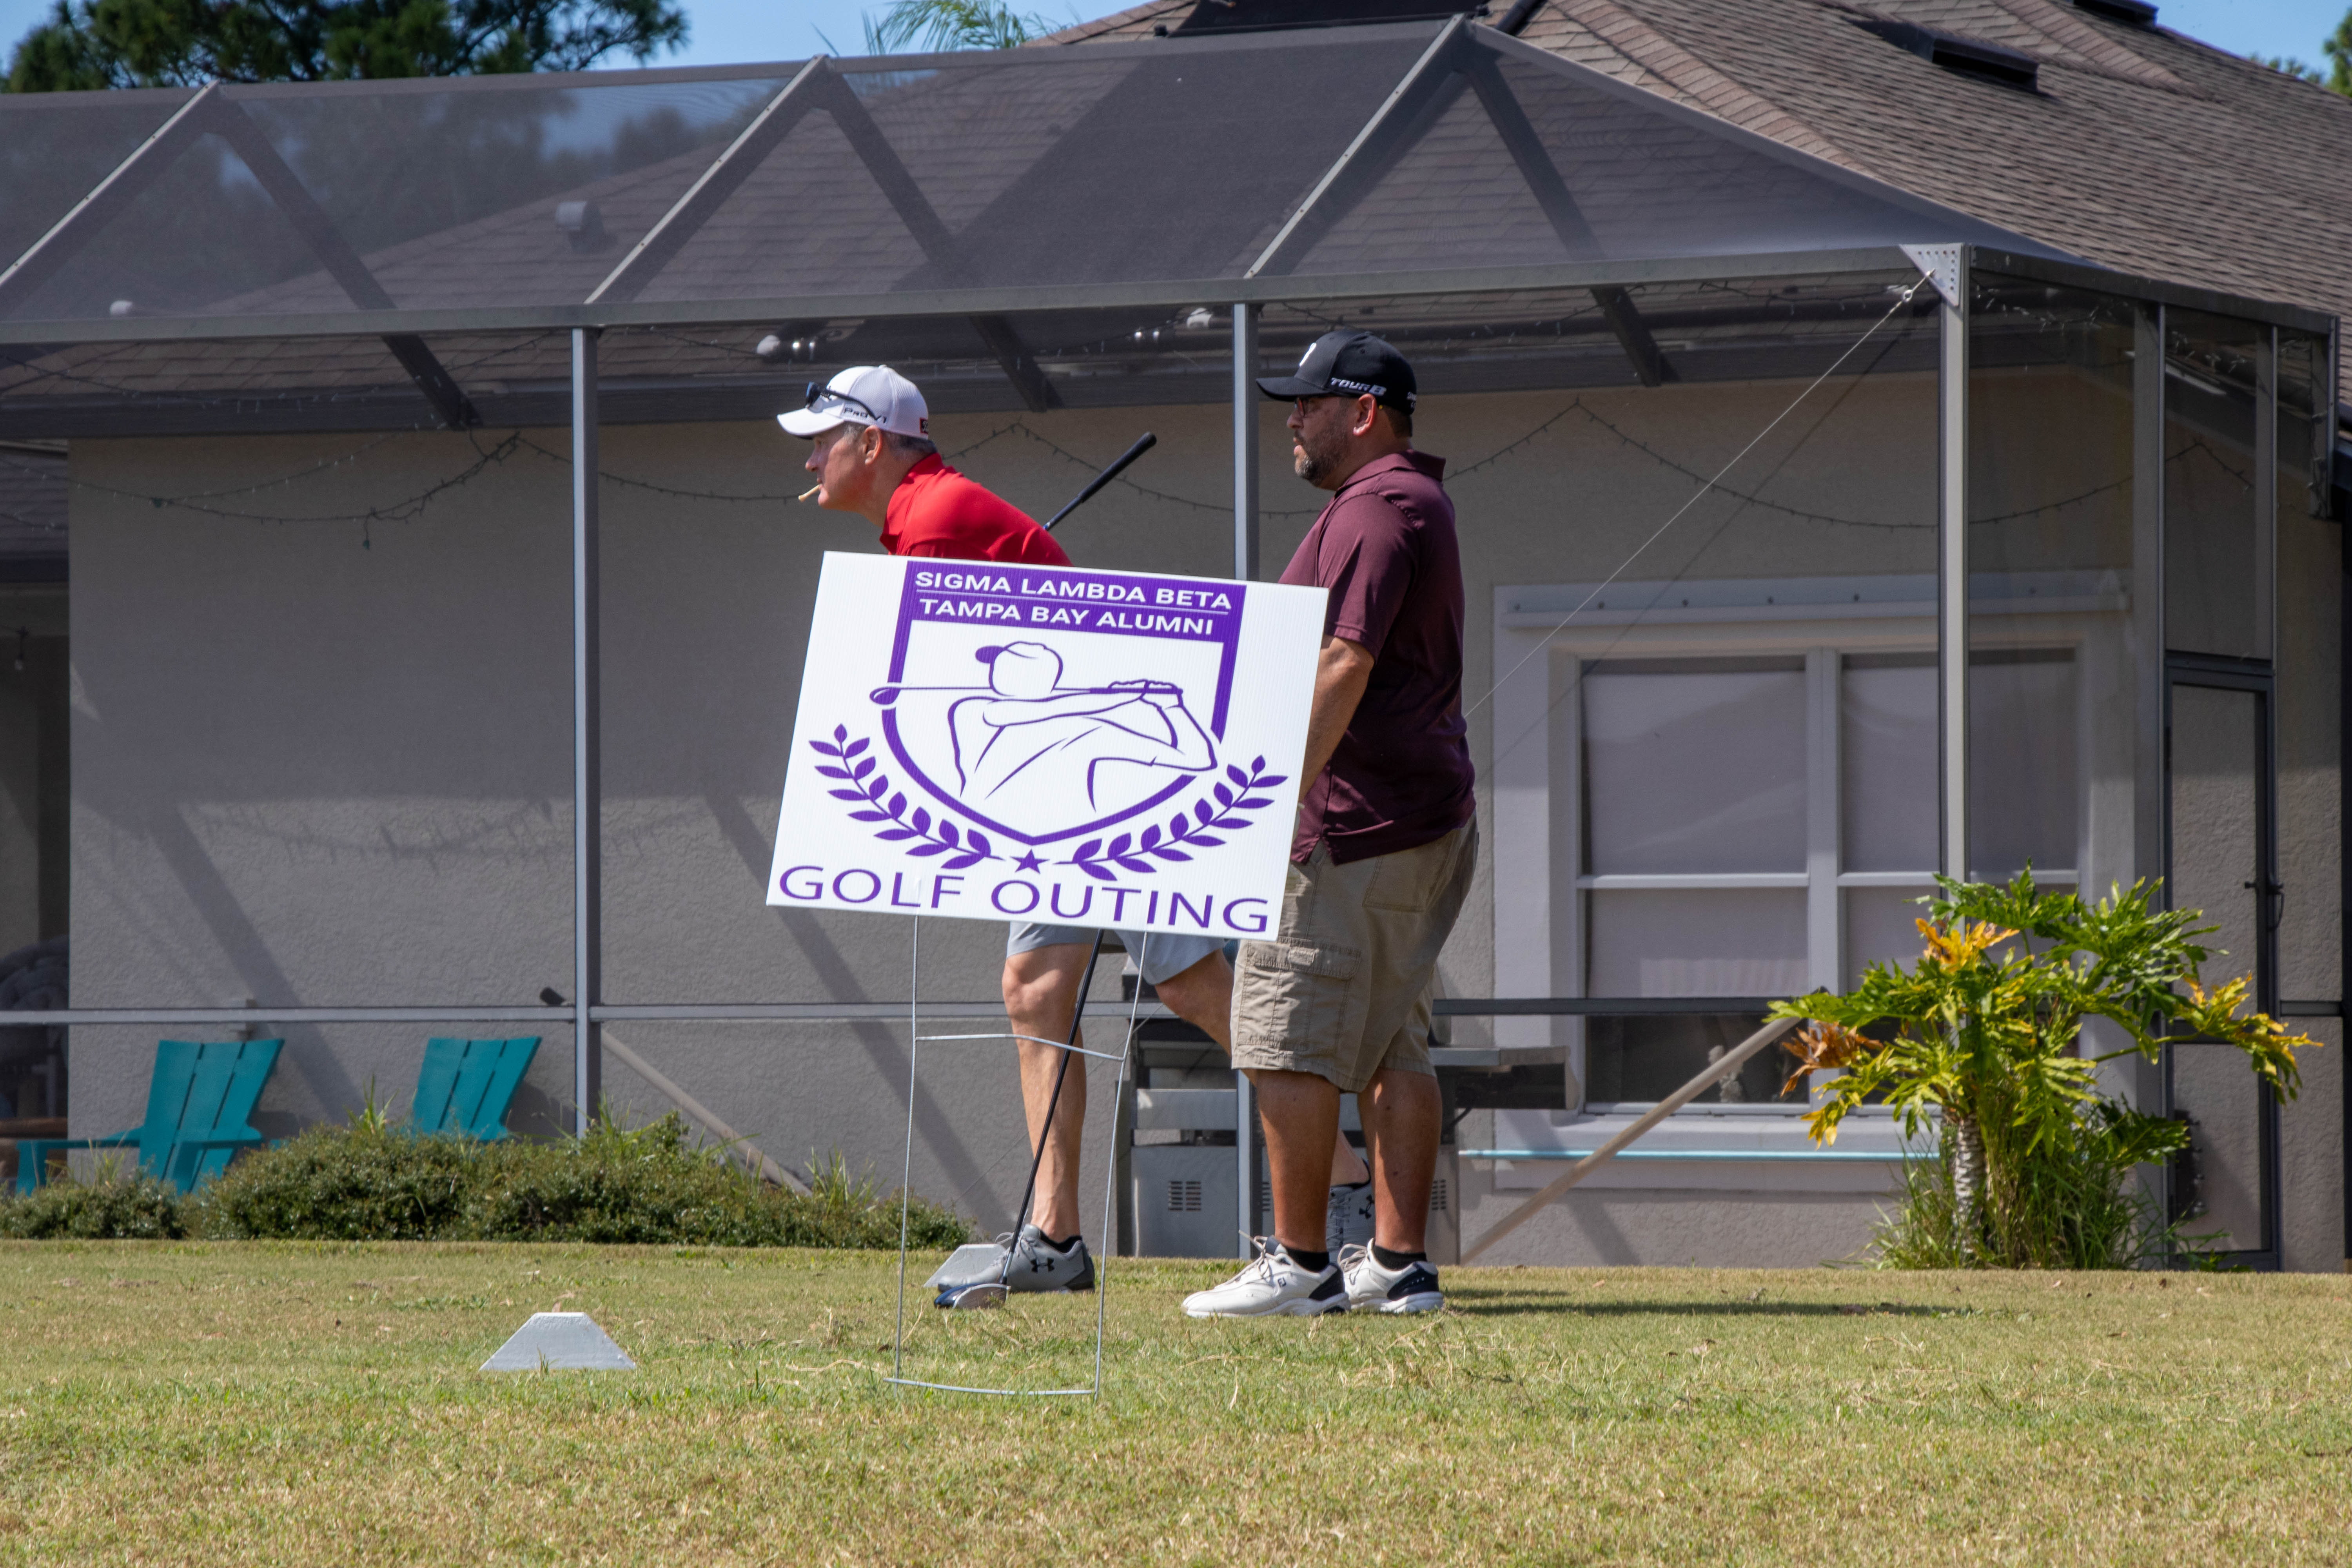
1183, 331, 1476, 1319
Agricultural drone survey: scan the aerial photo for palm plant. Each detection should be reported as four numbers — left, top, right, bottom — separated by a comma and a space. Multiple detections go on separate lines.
1774, 873, 2314, 1269
857, 0, 1063, 52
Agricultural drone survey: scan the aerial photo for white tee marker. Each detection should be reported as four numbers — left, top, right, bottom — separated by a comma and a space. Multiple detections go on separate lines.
480, 1311, 637, 1372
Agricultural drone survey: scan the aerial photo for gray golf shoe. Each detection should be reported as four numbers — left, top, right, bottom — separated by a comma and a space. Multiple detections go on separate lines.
927, 1225, 1094, 1307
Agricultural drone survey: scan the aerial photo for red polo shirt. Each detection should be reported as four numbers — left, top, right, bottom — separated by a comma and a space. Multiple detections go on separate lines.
880, 454, 1071, 566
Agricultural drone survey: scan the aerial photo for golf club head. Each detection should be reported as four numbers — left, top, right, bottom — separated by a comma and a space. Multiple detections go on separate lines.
935, 1282, 1007, 1310
925, 1241, 1010, 1289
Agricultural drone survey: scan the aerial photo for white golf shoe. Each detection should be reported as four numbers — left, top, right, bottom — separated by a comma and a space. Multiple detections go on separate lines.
1181, 1240, 1349, 1319
1340, 1245, 1446, 1314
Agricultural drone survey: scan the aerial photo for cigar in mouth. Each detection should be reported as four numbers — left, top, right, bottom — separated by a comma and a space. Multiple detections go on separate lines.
798, 483, 822, 502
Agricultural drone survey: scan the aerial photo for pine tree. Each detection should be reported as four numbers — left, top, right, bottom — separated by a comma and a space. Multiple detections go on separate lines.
5, 0, 687, 91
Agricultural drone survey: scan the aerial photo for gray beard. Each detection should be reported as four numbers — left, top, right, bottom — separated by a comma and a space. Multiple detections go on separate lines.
1292, 429, 1345, 485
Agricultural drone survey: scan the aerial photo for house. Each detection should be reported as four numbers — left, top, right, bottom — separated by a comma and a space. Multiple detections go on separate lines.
0, 0, 2345, 1267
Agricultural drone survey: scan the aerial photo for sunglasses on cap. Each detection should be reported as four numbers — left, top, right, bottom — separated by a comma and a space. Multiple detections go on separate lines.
802, 382, 882, 426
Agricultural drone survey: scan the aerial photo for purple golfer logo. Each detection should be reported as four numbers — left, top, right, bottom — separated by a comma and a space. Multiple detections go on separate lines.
869, 565, 1241, 846
781, 551, 1315, 926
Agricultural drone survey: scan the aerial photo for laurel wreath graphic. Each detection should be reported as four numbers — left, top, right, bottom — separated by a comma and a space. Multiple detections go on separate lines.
810, 727, 998, 871
1063, 759, 1287, 882
808, 725, 1286, 879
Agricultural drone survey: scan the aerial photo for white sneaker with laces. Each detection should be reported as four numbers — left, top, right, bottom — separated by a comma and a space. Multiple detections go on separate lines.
1181, 1240, 1350, 1319
1340, 1244, 1445, 1314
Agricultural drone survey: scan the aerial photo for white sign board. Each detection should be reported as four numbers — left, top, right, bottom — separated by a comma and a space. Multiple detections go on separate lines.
769, 553, 1325, 938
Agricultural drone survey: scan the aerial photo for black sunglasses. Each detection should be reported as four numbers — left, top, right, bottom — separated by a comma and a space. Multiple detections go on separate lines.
804, 382, 882, 425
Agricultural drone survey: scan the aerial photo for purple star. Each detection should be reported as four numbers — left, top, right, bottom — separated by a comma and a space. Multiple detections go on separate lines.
1014, 851, 1044, 873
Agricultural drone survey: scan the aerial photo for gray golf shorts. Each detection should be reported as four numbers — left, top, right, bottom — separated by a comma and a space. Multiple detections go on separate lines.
1004, 923, 1225, 987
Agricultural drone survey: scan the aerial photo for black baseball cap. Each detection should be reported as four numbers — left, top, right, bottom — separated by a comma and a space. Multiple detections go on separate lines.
1256, 329, 1417, 413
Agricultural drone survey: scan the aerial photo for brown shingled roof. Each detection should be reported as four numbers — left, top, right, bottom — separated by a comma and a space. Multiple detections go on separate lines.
1042, 0, 2345, 378
1485, 0, 2351, 379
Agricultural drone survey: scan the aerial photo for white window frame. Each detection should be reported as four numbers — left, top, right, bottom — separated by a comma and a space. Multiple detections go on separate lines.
1490, 575, 2133, 1112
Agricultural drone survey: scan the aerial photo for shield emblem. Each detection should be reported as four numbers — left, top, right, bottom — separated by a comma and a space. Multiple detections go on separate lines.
872, 565, 1243, 847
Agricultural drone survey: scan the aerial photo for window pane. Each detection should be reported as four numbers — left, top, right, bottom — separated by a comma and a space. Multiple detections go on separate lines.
2171, 1041, 2267, 1254
1584, 660, 1804, 874
1967, 276, 2132, 892
1841, 654, 1936, 872
2169, 684, 2262, 989
1584, 1013, 1802, 1105
1969, 649, 2078, 879
1588, 887, 1806, 995
2164, 309, 2266, 660
1844, 886, 1929, 990
2274, 331, 2338, 1002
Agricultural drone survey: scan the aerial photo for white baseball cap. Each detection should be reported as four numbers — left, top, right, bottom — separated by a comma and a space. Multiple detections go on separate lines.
778, 365, 930, 439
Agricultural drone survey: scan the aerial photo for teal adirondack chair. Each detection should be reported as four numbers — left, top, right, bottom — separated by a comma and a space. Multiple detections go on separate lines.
16, 1038, 281, 1194
408, 1037, 539, 1141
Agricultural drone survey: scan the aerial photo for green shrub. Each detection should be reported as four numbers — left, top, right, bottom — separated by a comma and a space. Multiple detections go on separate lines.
199, 1122, 476, 1241
456, 1118, 967, 1249
1870, 1110, 2172, 1270
0, 1167, 187, 1240
0, 1114, 969, 1251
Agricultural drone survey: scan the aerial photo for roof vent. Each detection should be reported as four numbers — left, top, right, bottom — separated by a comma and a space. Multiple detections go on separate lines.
2070, 0, 2156, 24
1172, 0, 1468, 34
555, 200, 607, 254
1860, 19, 2041, 89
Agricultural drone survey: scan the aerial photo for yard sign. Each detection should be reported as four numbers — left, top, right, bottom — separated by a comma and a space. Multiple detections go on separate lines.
769, 553, 1326, 938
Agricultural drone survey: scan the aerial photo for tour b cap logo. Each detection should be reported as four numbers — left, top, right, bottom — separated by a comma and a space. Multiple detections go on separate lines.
772, 554, 1324, 939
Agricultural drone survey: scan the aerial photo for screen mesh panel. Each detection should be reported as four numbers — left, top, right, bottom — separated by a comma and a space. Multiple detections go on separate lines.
1268, 41, 2049, 277
0, 75, 787, 323
0, 87, 195, 269
0, 24, 2060, 337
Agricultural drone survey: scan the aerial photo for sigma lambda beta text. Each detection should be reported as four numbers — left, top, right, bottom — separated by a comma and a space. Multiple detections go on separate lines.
914, 597, 1220, 634
909, 569, 1236, 612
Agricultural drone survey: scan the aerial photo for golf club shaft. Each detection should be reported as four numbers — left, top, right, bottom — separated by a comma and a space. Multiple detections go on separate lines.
1043, 432, 1156, 531
1005, 931, 1103, 1263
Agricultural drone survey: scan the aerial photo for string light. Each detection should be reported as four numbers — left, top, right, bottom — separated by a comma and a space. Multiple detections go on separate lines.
1, 337, 2150, 542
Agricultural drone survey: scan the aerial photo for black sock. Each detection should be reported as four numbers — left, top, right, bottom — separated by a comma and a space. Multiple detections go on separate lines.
1283, 1245, 1331, 1272
1332, 1178, 1370, 1192
1372, 1243, 1426, 1270
1042, 1232, 1081, 1252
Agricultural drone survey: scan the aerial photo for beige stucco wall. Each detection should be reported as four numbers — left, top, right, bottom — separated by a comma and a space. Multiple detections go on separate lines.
60, 367, 2343, 1263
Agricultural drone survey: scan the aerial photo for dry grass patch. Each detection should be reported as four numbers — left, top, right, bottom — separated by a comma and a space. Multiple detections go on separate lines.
0, 1243, 2348, 1565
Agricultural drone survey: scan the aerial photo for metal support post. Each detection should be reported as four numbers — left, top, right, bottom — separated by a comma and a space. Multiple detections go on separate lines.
1936, 250, 1970, 880
1232, 299, 1260, 1255
2132, 304, 2167, 891
2131, 303, 2168, 1126
1236, 1071, 1258, 1256
571, 327, 603, 1134
1232, 302, 1260, 582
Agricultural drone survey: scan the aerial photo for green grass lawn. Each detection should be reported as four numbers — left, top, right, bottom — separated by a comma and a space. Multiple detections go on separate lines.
1, 1243, 2348, 1565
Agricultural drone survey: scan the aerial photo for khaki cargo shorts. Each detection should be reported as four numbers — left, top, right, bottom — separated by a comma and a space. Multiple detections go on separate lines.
1229, 821, 1477, 1095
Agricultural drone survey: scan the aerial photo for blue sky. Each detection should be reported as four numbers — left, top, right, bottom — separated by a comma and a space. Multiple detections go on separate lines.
0, 0, 2344, 76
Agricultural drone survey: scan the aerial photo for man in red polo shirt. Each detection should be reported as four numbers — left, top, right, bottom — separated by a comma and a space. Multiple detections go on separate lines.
780, 367, 1368, 1303
786, 367, 1068, 566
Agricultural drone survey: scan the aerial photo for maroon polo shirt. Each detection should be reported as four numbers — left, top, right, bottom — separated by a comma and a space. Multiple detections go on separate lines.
1278, 449, 1475, 865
